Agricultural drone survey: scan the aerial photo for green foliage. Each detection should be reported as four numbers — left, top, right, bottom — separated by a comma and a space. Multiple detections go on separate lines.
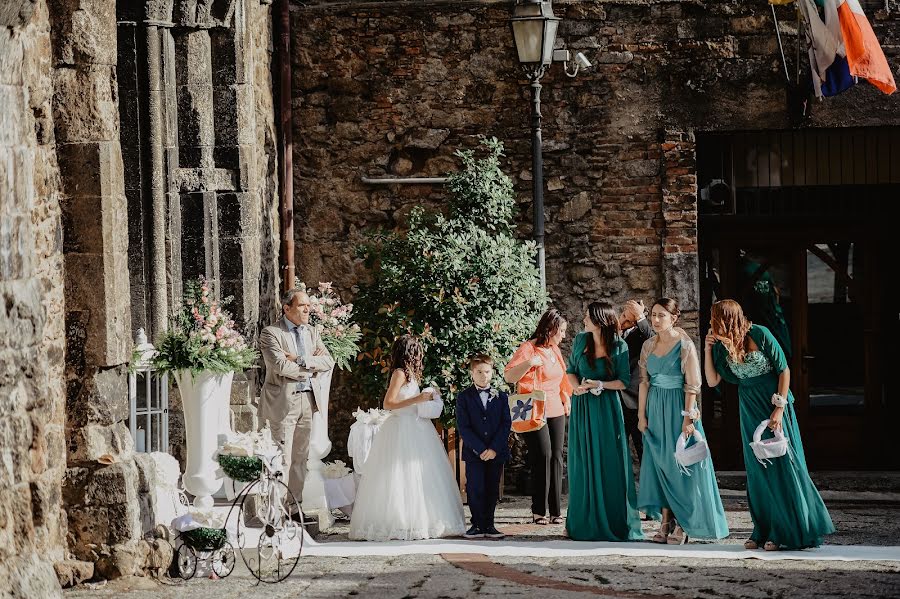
217, 455, 263, 483
151, 278, 258, 374
353, 138, 546, 424
181, 527, 227, 551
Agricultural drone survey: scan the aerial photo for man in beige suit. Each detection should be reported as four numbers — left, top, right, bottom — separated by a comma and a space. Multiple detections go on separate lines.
259, 289, 334, 519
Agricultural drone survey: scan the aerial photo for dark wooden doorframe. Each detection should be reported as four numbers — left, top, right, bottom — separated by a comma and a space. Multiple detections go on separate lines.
699, 221, 890, 470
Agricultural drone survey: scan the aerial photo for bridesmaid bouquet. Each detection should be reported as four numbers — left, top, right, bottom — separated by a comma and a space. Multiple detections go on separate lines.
299, 281, 362, 371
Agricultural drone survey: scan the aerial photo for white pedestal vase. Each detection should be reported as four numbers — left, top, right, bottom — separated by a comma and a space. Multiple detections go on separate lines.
174, 369, 234, 508
303, 368, 334, 530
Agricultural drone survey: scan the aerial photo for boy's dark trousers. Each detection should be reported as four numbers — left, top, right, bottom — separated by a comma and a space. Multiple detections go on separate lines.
465, 458, 503, 529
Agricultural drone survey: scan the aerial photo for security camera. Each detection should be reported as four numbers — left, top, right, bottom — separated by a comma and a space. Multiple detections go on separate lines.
574, 52, 591, 69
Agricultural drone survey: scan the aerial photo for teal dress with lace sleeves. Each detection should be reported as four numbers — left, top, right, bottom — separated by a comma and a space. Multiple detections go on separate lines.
712, 324, 834, 549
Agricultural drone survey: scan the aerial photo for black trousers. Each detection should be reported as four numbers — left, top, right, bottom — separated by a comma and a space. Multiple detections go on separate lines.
621, 404, 643, 463
465, 458, 503, 529
522, 414, 567, 517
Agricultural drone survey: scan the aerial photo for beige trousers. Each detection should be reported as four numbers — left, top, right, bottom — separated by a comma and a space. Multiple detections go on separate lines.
269, 391, 314, 510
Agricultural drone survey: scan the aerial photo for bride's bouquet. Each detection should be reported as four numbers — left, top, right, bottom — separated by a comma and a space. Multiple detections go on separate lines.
298, 281, 361, 371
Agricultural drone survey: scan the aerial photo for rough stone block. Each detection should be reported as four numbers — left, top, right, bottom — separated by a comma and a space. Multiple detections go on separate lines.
229, 372, 252, 406
52, 65, 119, 143
65, 365, 129, 428
663, 252, 699, 310
176, 84, 215, 149
93, 539, 150, 579
174, 28, 212, 84
0, 0, 36, 28
0, 212, 32, 281
0, 87, 28, 148
0, 555, 63, 599
66, 421, 134, 464
64, 254, 129, 366
47, 0, 116, 65
56, 140, 124, 201
405, 128, 450, 150
230, 403, 257, 434
558, 192, 592, 222
53, 559, 94, 589
210, 27, 245, 85
212, 84, 255, 146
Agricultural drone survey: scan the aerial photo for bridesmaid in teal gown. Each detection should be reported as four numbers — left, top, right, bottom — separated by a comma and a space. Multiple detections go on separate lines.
637, 299, 729, 544
565, 302, 644, 542
705, 299, 834, 551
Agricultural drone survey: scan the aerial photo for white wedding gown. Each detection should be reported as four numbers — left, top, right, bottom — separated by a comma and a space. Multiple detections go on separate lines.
349, 376, 466, 541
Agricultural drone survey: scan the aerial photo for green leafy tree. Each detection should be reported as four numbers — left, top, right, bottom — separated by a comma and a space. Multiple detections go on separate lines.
354, 138, 546, 424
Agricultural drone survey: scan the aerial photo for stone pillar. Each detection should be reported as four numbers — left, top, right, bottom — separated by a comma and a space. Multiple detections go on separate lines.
48, 0, 145, 579
0, 2, 69, 595
660, 129, 700, 337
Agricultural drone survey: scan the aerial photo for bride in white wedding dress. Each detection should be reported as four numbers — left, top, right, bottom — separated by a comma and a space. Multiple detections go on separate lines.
349, 335, 466, 541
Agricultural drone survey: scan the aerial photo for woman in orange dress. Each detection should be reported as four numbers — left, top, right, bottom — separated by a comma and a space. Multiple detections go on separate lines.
504, 309, 573, 525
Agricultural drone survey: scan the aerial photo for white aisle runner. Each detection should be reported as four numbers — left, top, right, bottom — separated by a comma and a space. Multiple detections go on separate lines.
300, 533, 900, 562
216, 507, 899, 563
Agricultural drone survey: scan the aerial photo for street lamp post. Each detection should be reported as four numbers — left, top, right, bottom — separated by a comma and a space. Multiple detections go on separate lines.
511, 0, 557, 292
510, 0, 589, 292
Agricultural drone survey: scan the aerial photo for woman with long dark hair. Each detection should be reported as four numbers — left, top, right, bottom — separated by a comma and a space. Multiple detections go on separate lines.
705, 300, 833, 550
350, 335, 466, 540
565, 302, 643, 541
504, 309, 572, 525
637, 298, 728, 545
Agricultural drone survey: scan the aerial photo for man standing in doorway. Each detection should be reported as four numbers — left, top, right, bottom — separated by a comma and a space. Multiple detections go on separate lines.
619, 299, 652, 466
259, 289, 334, 521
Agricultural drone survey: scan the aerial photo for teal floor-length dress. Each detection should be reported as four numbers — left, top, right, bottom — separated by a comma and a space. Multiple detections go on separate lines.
712, 324, 835, 549
637, 338, 729, 540
565, 332, 644, 541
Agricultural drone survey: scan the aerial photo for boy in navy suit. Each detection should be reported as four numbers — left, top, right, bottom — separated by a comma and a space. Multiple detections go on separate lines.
456, 354, 511, 539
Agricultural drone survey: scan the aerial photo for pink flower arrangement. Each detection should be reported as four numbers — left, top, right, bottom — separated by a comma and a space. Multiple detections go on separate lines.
152, 277, 257, 373
295, 281, 361, 370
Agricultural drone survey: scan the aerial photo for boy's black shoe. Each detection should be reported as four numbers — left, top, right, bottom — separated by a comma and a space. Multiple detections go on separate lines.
482, 526, 505, 539
463, 525, 484, 539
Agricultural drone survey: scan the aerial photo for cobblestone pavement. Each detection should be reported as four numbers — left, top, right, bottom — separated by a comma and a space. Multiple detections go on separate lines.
67, 495, 900, 599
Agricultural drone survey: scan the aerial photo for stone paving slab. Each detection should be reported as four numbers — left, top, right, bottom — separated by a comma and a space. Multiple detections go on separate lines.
66, 495, 900, 599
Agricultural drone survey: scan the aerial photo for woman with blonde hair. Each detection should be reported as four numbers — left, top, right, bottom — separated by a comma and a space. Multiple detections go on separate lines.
704, 300, 833, 550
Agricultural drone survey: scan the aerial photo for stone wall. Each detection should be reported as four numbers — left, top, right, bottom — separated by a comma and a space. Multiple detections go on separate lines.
1, 0, 280, 590
0, 1, 68, 597
287, 0, 900, 454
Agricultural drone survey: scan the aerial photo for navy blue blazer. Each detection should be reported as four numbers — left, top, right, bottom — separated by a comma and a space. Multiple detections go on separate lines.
455, 385, 512, 463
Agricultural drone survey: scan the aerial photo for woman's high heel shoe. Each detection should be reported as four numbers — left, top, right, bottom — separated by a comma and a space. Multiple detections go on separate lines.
667, 523, 689, 545
652, 520, 673, 544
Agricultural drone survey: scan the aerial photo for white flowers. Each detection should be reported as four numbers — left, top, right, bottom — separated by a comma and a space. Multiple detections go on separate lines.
322, 460, 352, 479
218, 426, 279, 458
171, 509, 225, 532
352, 406, 390, 426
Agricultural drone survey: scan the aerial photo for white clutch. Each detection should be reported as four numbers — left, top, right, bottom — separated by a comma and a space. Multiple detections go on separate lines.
673, 429, 710, 476
749, 419, 789, 467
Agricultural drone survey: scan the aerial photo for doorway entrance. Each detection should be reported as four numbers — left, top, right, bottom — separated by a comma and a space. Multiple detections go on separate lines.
697, 129, 899, 470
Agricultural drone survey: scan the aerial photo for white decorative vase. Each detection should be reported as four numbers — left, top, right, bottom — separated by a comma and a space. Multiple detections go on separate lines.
303, 368, 334, 529
174, 370, 234, 508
